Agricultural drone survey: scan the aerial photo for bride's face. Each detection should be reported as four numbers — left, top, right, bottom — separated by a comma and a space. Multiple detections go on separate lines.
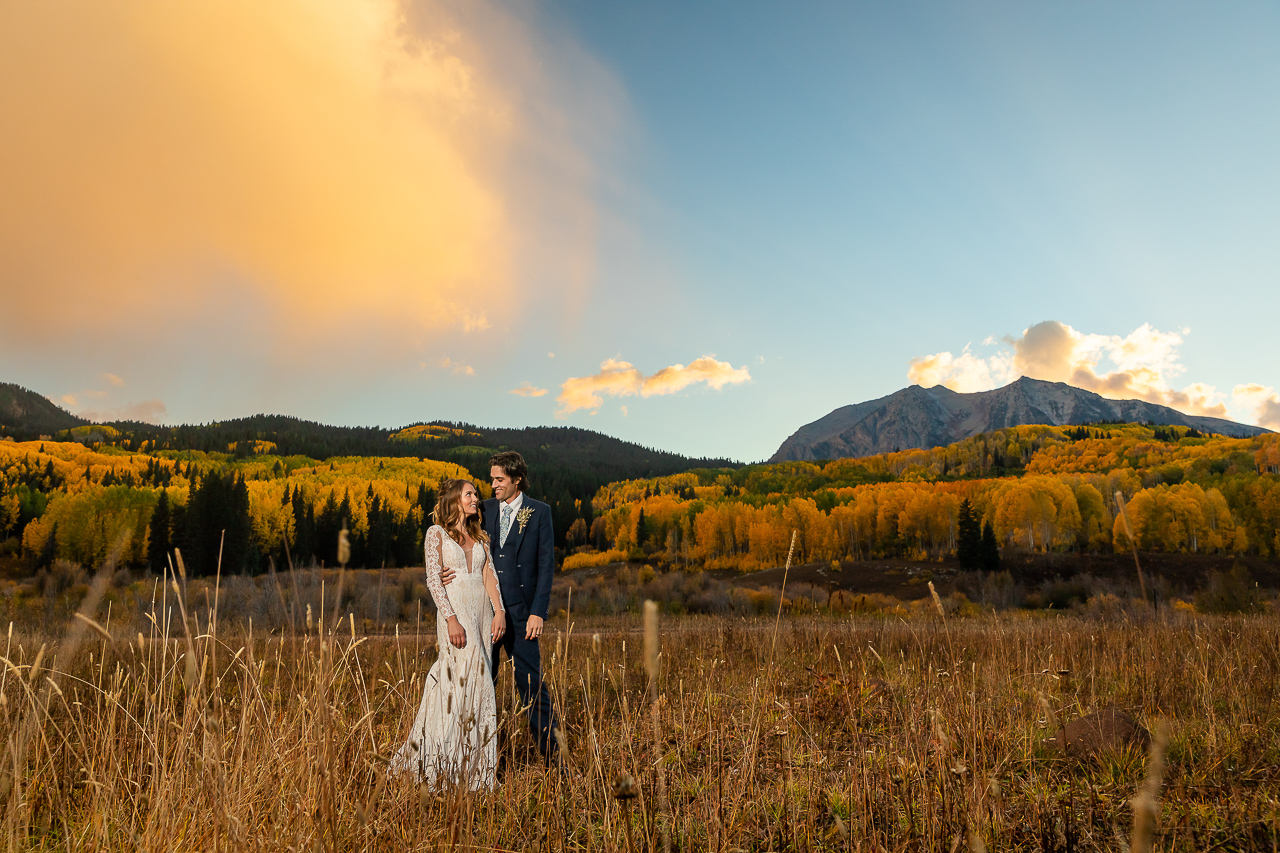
458, 483, 480, 519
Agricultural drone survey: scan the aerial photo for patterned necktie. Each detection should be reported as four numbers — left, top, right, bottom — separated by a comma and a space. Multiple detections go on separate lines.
500, 503, 513, 546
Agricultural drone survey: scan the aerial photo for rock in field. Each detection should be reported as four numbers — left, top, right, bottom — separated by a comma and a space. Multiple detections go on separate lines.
1048, 709, 1150, 759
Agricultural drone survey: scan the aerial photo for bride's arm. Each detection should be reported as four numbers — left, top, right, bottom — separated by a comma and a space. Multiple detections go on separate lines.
424, 527, 456, 621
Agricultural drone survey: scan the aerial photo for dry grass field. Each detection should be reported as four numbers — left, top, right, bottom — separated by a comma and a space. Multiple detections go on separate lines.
1, 559, 1278, 851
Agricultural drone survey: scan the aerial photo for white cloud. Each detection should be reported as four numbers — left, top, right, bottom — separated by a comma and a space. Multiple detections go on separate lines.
556, 356, 751, 416
79, 399, 168, 424
1232, 384, 1280, 431
908, 345, 1014, 393
510, 382, 547, 397
909, 320, 1276, 427
438, 358, 474, 376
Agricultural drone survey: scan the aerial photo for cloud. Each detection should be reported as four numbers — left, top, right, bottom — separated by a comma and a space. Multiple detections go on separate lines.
909, 320, 1276, 427
60, 395, 77, 408
620, 405, 628, 416
1232, 384, 1280, 431
556, 356, 752, 416
438, 358, 475, 377
510, 382, 547, 397
908, 346, 1013, 393
0, 0, 617, 405
79, 399, 169, 424
102, 373, 125, 387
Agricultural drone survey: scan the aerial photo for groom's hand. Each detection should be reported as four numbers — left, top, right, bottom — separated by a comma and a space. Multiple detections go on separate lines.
525, 614, 544, 641
439, 564, 455, 586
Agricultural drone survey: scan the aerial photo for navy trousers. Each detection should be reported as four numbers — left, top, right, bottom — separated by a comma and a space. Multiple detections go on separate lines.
492, 601, 557, 761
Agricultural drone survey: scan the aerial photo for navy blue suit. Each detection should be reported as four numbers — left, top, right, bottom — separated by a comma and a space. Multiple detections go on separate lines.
483, 495, 557, 759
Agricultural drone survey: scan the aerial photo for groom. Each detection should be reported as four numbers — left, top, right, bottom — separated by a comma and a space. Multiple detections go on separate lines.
480, 451, 558, 763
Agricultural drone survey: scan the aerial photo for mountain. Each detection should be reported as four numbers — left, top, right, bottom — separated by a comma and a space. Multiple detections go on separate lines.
771, 377, 1271, 462
0, 383, 88, 439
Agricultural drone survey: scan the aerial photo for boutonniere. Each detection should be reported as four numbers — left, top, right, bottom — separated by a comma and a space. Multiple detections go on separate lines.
516, 507, 535, 534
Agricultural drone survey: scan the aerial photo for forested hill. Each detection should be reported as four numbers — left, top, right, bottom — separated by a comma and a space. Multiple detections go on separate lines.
0, 385, 737, 544
0, 383, 87, 437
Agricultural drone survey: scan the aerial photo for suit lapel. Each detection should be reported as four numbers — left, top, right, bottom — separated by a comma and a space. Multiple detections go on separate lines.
483, 500, 498, 546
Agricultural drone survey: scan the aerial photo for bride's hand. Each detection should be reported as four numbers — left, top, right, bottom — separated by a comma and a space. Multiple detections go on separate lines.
446, 615, 467, 648
491, 611, 506, 643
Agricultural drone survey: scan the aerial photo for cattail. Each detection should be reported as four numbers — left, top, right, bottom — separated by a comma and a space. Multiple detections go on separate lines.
643, 600, 659, 686
306, 604, 313, 632
592, 633, 601, 655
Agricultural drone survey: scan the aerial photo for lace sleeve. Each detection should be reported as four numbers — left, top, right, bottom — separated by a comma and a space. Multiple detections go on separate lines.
482, 542, 505, 614
424, 526, 456, 621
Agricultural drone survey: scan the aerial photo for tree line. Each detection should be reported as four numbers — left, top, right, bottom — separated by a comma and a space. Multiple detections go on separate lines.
565, 426, 1280, 570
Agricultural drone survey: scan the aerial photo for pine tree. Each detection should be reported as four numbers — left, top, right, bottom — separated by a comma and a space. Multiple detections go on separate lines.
980, 521, 1001, 572
147, 490, 171, 572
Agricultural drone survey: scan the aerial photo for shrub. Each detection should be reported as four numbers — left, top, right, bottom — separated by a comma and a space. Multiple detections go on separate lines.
1196, 563, 1265, 614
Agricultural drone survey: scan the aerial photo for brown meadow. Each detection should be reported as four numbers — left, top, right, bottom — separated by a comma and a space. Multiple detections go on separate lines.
1, 560, 1278, 851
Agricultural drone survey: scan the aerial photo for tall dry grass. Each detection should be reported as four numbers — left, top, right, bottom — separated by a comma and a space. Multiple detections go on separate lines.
1, 566, 1278, 850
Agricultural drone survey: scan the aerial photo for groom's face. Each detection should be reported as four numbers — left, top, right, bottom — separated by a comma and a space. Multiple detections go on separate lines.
491, 465, 520, 502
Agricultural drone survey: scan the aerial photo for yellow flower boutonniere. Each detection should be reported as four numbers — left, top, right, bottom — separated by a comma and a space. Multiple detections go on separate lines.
516, 507, 535, 534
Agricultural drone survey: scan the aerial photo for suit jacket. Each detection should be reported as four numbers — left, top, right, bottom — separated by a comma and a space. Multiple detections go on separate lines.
482, 495, 555, 621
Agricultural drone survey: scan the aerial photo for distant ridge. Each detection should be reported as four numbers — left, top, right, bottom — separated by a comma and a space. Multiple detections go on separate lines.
0, 383, 87, 439
0, 382, 738, 521
771, 377, 1271, 462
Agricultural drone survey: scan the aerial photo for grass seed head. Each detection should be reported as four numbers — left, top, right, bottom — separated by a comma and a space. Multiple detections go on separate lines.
644, 600, 659, 683
28, 642, 47, 684
612, 772, 639, 800
929, 581, 945, 617
337, 525, 351, 567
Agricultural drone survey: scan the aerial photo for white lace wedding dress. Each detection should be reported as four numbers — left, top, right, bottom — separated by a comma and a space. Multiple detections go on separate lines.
392, 526, 505, 790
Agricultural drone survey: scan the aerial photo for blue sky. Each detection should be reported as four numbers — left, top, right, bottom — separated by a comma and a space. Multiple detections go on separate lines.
1, 1, 1277, 461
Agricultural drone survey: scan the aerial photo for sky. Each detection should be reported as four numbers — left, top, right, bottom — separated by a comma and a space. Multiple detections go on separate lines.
1, 1, 1278, 462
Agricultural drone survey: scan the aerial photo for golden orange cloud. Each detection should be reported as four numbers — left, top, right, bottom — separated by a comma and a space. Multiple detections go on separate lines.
909, 320, 1278, 427
556, 356, 751, 416
0, 1, 613, 376
510, 382, 548, 397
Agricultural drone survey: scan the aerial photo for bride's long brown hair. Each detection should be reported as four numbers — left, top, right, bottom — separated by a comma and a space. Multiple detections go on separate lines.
432, 479, 489, 547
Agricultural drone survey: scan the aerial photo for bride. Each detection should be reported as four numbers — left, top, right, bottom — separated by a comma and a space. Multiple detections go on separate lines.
393, 478, 507, 789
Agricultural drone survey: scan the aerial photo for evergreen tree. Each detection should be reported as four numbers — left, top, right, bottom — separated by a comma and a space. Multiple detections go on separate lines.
417, 481, 437, 528
315, 492, 340, 566
147, 490, 171, 572
291, 488, 314, 567
956, 498, 981, 571
980, 521, 1001, 572
635, 507, 648, 548
182, 471, 255, 576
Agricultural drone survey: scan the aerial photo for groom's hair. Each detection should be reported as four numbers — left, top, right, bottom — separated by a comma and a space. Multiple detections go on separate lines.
489, 450, 529, 492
